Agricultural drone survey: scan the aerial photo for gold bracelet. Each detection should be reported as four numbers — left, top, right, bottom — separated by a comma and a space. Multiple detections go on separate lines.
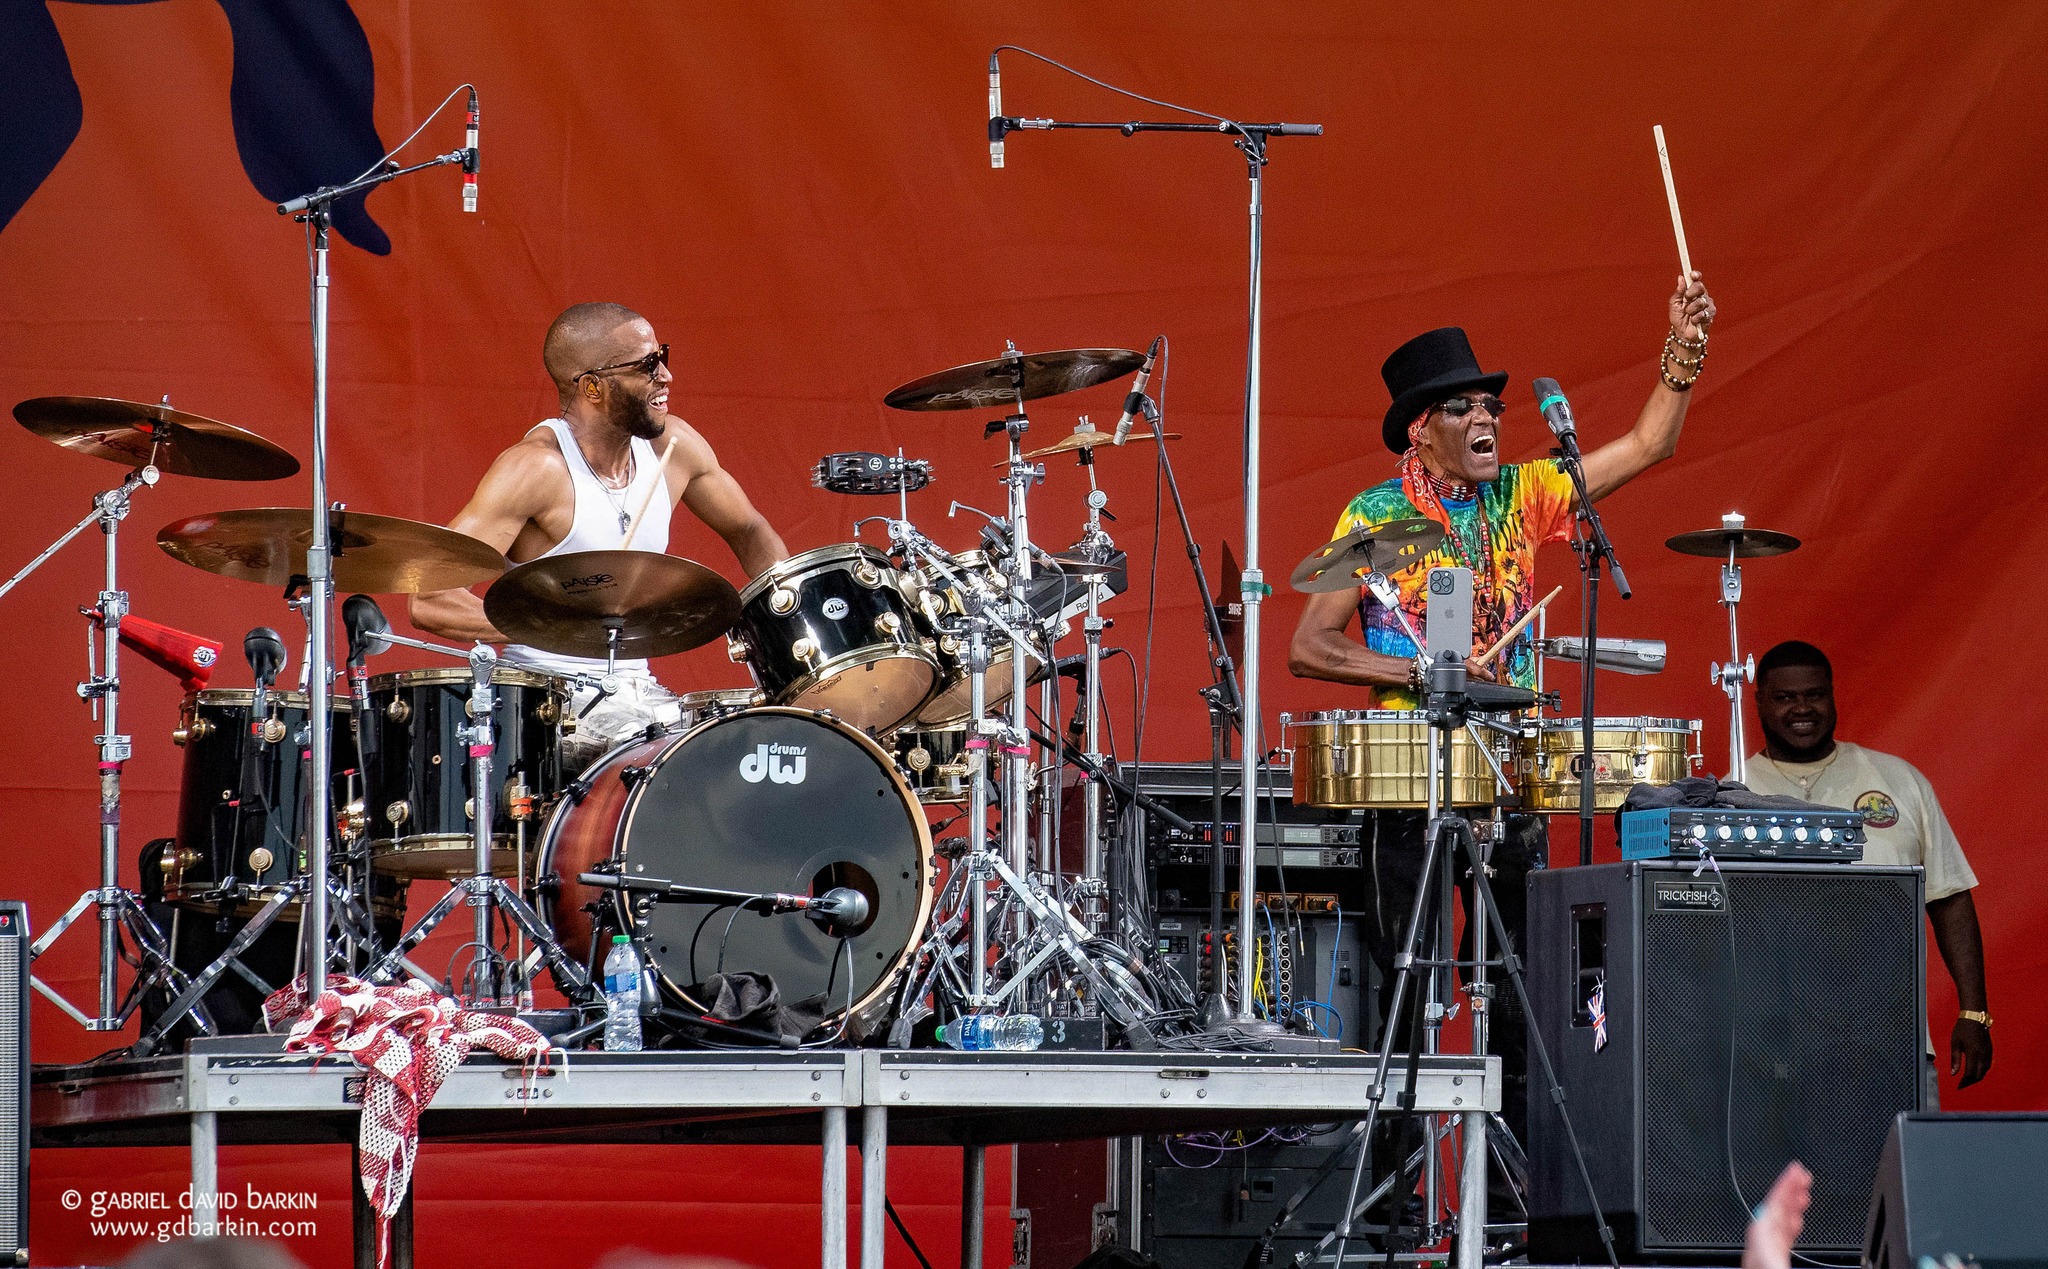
1959, 1009, 1993, 1029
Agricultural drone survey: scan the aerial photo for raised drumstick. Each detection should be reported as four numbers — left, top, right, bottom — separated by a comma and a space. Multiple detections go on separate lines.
1653, 125, 1694, 280
1472, 585, 1563, 669
621, 434, 678, 546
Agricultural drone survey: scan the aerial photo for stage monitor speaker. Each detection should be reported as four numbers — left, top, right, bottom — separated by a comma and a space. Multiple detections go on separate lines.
1526, 861, 1925, 1261
1865, 1113, 2048, 1269
0, 901, 28, 1265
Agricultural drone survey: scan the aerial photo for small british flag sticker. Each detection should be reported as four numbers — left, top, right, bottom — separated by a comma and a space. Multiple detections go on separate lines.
1589, 980, 1608, 1053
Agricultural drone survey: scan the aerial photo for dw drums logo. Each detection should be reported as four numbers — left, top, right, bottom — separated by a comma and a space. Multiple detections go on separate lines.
740, 742, 808, 785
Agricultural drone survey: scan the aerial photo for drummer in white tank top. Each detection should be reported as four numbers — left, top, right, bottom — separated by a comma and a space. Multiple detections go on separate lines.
408, 303, 789, 764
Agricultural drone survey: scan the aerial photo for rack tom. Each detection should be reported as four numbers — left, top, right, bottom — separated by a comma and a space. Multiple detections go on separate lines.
728, 544, 938, 733
1516, 716, 1702, 812
908, 549, 1049, 728
1283, 709, 1502, 809
365, 666, 567, 879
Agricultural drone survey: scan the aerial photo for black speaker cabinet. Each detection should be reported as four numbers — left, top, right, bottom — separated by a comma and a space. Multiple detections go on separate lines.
0, 901, 28, 1265
1527, 861, 1924, 1261
1866, 1113, 2048, 1269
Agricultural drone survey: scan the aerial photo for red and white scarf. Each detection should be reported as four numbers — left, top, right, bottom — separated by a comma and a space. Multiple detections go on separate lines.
262, 976, 554, 1267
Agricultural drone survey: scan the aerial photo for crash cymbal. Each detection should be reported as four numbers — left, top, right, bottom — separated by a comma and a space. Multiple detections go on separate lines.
884, 348, 1145, 412
999, 428, 1182, 464
484, 550, 741, 659
16, 396, 300, 481
158, 509, 506, 594
1290, 519, 1446, 593
1665, 526, 1802, 558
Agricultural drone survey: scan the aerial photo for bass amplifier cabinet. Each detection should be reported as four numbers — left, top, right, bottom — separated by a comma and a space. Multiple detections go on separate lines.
1865, 1113, 2048, 1269
1527, 862, 1924, 1261
0, 902, 27, 1265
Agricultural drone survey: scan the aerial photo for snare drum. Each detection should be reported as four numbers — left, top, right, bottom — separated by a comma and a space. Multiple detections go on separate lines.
728, 544, 939, 733
1283, 709, 1502, 808
165, 689, 354, 912
1516, 716, 1702, 811
365, 666, 567, 879
892, 726, 973, 803
677, 687, 765, 729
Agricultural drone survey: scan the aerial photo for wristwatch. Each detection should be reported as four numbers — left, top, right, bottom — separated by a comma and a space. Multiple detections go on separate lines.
1958, 1010, 1993, 1029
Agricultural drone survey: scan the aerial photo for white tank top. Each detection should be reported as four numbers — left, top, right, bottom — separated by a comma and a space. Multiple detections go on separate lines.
501, 419, 672, 679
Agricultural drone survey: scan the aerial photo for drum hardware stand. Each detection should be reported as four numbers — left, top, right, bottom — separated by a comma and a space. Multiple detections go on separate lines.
0, 457, 209, 1033
1711, 511, 1756, 784
1269, 656, 1614, 1269
342, 628, 594, 1007
277, 107, 477, 999
1547, 420, 1630, 867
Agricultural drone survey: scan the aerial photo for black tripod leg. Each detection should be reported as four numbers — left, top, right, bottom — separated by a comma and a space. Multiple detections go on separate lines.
1374, 886, 1439, 1267
1458, 829, 1619, 1269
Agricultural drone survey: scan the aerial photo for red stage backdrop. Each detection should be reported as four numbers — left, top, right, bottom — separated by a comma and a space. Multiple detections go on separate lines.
3, 4, 2044, 1265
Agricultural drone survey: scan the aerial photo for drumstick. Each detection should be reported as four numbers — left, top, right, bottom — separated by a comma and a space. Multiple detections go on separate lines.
1472, 585, 1563, 669
621, 435, 678, 546
1652, 125, 1694, 280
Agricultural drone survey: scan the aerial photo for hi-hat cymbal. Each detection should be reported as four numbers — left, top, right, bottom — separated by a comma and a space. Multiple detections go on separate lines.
1001, 428, 1182, 464
16, 396, 300, 481
884, 348, 1145, 412
484, 550, 741, 659
158, 509, 506, 594
1290, 519, 1447, 593
1665, 526, 1802, 558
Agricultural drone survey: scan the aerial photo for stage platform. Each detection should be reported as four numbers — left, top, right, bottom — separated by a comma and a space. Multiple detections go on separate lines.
32, 1040, 1498, 1268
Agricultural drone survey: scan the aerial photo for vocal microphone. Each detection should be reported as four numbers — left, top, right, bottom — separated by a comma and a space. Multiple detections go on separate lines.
1112, 336, 1163, 445
1531, 377, 1577, 447
462, 89, 480, 213
988, 53, 1005, 170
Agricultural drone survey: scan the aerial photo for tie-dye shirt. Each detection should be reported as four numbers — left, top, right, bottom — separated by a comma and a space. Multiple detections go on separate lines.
1332, 459, 1577, 708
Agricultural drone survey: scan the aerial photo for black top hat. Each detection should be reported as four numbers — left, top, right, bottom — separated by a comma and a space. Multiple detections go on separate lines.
1379, 326, 1509, 454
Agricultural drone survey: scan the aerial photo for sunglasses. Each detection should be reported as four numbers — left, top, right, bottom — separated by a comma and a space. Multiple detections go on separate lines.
1435, 394, 1505, 420
578, 343, 669, 382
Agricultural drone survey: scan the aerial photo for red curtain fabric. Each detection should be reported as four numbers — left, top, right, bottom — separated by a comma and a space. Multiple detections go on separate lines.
3, 4, 2043, 1264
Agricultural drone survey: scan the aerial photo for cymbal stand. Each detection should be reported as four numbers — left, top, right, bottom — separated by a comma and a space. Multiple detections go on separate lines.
1710, 512, 1756, 783
356, 630, 595, 1007
2, 459, 206, 1033
1070, 438, 1115, 929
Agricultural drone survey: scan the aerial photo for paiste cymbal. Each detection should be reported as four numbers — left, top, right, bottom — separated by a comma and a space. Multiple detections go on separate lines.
158, 509, 506, 594
1665, 527, 1802, 558
1290, 519, 1447, 593
15, 396, 300, 481
1001, 428, 1182, 464
884, 348, 1145, 412
484, 550, 742, 659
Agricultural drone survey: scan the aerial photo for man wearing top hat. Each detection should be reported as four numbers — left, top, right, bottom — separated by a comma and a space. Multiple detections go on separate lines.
1288, 272, 1715, 1147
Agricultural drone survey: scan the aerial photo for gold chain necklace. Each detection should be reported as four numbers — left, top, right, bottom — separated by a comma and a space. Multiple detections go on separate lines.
1767, 748, 1840, 797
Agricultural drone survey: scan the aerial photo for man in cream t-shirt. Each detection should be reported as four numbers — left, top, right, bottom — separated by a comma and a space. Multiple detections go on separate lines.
1743, 640, 1992, 1099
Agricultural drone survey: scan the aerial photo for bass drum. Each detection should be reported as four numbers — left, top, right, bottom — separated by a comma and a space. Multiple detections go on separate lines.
540, 707, 935, 1038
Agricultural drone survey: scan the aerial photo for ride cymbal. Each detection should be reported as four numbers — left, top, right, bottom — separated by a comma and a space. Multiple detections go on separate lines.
1665, 527, 1802, 558
158, 509, 505, 594
484, 550, 741, 659
16, 396, 299, 481
884, 348, 1145, 412
1289, 519, 1446, 593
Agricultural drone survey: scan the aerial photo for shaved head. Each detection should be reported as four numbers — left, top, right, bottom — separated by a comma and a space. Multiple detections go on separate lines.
543, 302, 645, 395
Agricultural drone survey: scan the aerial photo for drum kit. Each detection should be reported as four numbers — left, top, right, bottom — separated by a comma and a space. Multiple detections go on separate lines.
3, 357, 1805, 1053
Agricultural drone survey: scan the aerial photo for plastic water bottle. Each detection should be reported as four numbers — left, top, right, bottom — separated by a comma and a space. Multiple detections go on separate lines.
936, 1014, 1043, 1052
602, 935, 643, 1052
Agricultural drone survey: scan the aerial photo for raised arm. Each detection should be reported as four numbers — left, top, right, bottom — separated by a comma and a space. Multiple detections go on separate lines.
1578, 272, 1716, 502
668, 420, 788, 578
408, 442, 563, 643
